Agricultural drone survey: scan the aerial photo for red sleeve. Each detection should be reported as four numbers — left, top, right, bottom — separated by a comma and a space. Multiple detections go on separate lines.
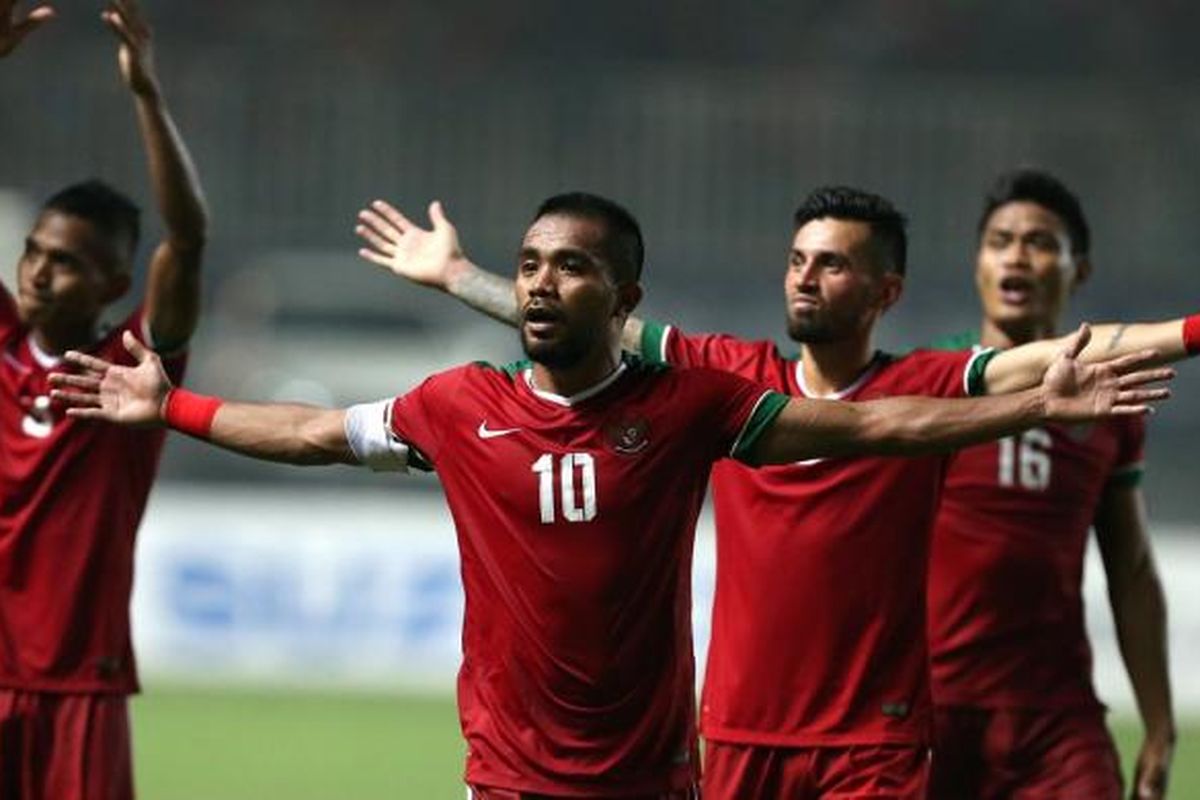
679, 368, 790, 466
387, 366, 470, 467
881, 348, 998, 399
639, 319, 784, 377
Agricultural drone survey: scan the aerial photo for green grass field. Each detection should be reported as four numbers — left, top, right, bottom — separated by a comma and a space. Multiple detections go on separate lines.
132, 686, 1197, 799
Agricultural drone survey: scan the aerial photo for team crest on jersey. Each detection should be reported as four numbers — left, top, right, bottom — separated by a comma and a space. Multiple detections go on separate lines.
21, 395, 56, 439
606, 417, 650, 455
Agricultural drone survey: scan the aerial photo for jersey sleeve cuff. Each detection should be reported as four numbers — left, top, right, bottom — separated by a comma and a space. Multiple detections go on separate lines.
730, 391, 791, 465
964, 347, 999, 396
344, 400, 412, 472
639, 320, 673, 364
1106, 462, 1145, 489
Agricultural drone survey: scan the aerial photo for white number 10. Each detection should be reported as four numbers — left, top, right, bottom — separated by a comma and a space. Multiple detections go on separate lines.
532, 453, 598, 524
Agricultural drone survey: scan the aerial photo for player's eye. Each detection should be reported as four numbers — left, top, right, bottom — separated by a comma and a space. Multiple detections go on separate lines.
1027, 233, 1060, 253
985, 234, 1010, 250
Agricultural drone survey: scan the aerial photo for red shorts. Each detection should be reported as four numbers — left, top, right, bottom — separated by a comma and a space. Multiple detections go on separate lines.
929, 706, 1122, 800
703, 740, 930, 800
468, 787, 698, 799
0, 689, 132, 800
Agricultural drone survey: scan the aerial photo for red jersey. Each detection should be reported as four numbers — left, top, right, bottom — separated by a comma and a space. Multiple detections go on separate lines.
638, 321, 995, 747
927, 334, 1145, 710
385, 357, 787, 796
0, 284, 185, 694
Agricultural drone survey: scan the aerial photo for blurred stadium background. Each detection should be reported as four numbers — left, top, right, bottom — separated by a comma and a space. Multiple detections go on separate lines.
2, 1, 1199, 796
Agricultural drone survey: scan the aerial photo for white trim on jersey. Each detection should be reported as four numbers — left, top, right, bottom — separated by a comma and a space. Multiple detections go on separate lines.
344, 399, 411, 472
25, 333, 62, 369
523, 361, 628, 407
728, 390, 776, 458
659, 323, 674, 363
794, 351, 884, 399
962, 346, 996, 396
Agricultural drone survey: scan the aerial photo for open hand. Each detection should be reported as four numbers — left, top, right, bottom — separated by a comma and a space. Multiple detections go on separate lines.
1041, 324, 1174, 421
102, 0, 159, 98
0, 0, 54, 57
49, 331, 173, 427
356, 199, 468, 291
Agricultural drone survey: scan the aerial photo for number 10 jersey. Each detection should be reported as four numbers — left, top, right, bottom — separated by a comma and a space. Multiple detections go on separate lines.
383, 357, 786, 796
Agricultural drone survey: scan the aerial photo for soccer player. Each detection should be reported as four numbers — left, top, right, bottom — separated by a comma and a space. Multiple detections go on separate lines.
52, 193, 1167, 799
0, 1, 208, 797
926, 169, 1187, 800
352, 187, 1194, 799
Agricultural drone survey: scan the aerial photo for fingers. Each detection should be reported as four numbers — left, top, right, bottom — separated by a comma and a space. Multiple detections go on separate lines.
122, 329, 152, 362
370, 200, 416, 233
100, 6, 135, 47
26, 4, 54, 23
63, 349, 114, 374
48, 372, 101, 391
1060, 322, 1091, 360
356, 209, 401, 250
1116, 366, 1175, 388
1103, 348, 1162, 376
429, 199, 451, 229
357, 247, 394, 269
1115, 387, 1171, 405
50, 388, 101, 408
64, 406, 112, 420
358, 207, 403, 239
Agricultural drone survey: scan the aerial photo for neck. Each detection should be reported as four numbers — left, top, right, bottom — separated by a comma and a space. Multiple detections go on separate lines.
31, 322, 98, 357
529, 343, 624, 399
798, 333, 877, 396
979, 315, 1056, 350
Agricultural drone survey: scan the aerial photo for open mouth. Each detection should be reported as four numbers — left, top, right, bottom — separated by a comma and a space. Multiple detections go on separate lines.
522, 305, 565, 334
998, 275, 1035, 305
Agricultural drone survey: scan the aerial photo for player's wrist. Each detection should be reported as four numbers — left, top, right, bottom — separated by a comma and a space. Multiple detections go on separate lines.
442, 256, 476, 294
1182, 313, 1200, 356
162, 388, 222, 438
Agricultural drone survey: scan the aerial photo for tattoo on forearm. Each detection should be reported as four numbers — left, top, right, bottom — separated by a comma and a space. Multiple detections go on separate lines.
456, 269, 520, 325
1107, 324, 1129, 353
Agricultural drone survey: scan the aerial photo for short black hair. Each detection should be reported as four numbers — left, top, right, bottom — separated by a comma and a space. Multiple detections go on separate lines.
42, 179, 141, 265
793, 186, 908, 276
534, 192, 644, 283
978, 168, 1090, 256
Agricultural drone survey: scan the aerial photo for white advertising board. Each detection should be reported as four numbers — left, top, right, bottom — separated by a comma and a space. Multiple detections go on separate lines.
133, 486, 1200, 712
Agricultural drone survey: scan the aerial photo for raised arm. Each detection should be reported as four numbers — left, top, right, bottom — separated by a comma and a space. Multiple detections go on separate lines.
1093, 485, 1175, 800
749, 326, 1172, 465
104, 0, 209, 351
355, 198, 649, 350
0, 0, 54, 57
982, 317, 1196, 395
50, 333, 355, 466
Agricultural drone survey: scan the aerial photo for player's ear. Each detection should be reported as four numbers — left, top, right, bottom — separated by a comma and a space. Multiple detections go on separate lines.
103, 270, 133, 304
877, 272, 904, 314
1070, 255, 1091, 292
616, 281, 642, 317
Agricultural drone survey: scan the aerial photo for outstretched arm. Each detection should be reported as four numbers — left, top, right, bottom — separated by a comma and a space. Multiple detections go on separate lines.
51, 333, 356, 466
104, 0, 209, 352
0, 0, 54, 57
355, 199, 649, 349
1094, 485, 1174, 800
749, 326, 1172, 464
983, 318, 1197, 395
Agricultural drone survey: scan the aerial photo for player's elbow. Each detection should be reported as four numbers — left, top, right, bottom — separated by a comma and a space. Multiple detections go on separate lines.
291, 415, 353, 466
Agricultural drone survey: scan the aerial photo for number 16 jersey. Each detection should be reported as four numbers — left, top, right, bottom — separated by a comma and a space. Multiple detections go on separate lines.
383, 357, 786, 797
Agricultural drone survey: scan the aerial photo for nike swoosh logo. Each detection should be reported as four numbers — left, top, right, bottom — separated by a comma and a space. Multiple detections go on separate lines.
477, 421, 521, 439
